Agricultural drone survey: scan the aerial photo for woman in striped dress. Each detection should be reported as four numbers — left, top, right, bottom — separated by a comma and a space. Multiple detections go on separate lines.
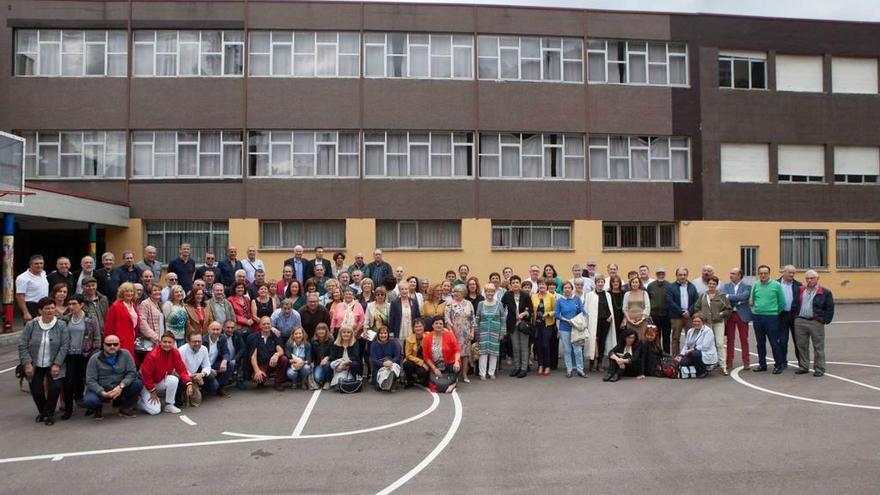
475, 283, 507, 381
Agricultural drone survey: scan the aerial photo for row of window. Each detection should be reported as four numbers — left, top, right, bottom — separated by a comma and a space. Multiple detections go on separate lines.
19, 130, 688, 181
721, 144, 880, 184
718, 52, 880, 94
144, 220, 880, 272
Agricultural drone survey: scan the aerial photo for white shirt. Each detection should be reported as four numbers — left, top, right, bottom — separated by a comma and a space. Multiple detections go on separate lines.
178, 343, 213, 375
75, 270, 94, 295
242, 258, 265, 283
36, 317, 58, 367
16, 270, 49, 303
206, 336, 220, 365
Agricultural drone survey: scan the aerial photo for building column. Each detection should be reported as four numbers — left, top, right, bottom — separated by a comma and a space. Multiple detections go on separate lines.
2, 214, 13, 333
88, 223, 97, 259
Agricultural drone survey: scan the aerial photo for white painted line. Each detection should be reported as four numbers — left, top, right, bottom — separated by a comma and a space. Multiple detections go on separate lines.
831, 320, 880, 324
0, 366, 16, 374
730, 366, 880, 411
220, 432, 291, 440
291, 390, 321, 438
51, 456, 63, 462
736, 347, 880, 393
376, 391, 463, 495
298, 392, 440, 440
179, 415, 197, 426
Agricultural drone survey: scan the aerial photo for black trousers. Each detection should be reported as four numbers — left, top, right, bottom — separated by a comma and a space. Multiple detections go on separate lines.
403, 360, 429, 387
679, 350, 706, 376
779, 310, 800, 364
608, 357, 641, 377
652, 315, 672, 354
29, 366, 62, 417
548, 325, 559, 369
62, 354, 88, 413
595, 319, 611, 362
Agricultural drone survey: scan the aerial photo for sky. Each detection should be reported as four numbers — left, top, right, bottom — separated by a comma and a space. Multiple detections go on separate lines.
357, 0, 880, 22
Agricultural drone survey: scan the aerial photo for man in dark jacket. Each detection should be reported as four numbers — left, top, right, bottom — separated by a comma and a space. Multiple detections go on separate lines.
364, 249, 393, 286
83, 335, 143, 420
778, 265, 803, 368
168, 243, 196, 293
666, 267, 698, 356
793, 270, 834, 377
218, 246, 244, 289
94, 252, 119, 303
47, 256, 77, 295
646, 268, 672, 353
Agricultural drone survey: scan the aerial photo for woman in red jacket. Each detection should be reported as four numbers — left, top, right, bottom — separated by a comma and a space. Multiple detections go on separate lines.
422, 316, 461, 393
227, 282, 254, 332
137, 331, 193, 415
104, 282, 140, 359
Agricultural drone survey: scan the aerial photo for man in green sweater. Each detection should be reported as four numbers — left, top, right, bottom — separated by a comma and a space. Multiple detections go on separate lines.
749, 264, 786, 374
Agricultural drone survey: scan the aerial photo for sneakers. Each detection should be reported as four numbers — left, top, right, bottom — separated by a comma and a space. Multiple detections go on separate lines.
323, 382, 331, 390
576, 370, 587, 378
118, 407, 137, 418
163, 404, 182, 414
94, 407, 104, 421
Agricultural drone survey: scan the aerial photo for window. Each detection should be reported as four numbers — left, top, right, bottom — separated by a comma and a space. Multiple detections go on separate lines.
831, 57, 878, 94
777, 145, 824, 183
14, 29, 127, 77
248, 31, 359, 77
837, 231, 880, 269
587, 39, 687, 86
145, 221, 228, 265
602, 222, 677, 250
20, 131, 126, 178
260, 220, 346, 249
775, 55, 823, 93
364, 33, 472, 79
376, 220, 461, 249
133, 30, 243, 77
833, 146, 880, 184
740, 246, 758, 277
364, 131, 473, 177
248, 131, 359, 177
477, 35, 582, 83
588, 135, 689, 181
718, 51, 767, 89
491, 221, 572, 250
132, 131, 243, 178
479, 133, 584, 179
780, 230, 827, 269
720, 143, 769, 183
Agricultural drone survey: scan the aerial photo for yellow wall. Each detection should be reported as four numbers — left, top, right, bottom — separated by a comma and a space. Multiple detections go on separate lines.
107, 218, 880, 301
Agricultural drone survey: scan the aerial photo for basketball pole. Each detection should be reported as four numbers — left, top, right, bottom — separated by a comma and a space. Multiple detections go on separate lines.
2, 213, 13, 333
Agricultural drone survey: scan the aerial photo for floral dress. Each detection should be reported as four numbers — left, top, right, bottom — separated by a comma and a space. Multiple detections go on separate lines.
445, 299, 475, 357
475, 299, 507, 357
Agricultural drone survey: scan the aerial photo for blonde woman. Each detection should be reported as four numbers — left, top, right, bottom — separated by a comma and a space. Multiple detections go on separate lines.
445, 284, 475, 383
162, 284, 188, 346
622, 276, 652, 341
421, 283, 447, 322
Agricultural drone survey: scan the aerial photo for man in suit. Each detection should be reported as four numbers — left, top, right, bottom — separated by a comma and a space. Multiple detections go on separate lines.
306, 246, 333, 281
778, 265, 802, 368
204, 321, 233, 395
721, 267, 752, 371
666, 267, 698, 357
283, 245, 308, 285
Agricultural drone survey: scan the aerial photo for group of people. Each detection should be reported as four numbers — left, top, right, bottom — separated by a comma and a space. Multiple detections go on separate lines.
15, 243, 835, 425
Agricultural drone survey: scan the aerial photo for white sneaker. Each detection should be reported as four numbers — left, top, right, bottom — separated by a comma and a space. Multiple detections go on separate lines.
163, 404, 181, 414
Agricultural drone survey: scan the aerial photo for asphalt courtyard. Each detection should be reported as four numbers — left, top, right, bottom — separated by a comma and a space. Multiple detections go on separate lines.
1, 304, 879, 494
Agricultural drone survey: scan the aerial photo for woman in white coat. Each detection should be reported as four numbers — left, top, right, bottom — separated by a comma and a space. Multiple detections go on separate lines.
675, 313, 717, 378
585, 274, 617, 372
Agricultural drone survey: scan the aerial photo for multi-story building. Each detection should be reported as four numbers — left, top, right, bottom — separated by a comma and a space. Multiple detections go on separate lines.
2, 1, 879, 300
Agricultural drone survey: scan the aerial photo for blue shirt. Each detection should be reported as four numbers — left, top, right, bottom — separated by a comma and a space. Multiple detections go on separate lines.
271, 308, 302, 341
780, 280, 794, 311
293, 259, 305, 284
554, 295, 585, 332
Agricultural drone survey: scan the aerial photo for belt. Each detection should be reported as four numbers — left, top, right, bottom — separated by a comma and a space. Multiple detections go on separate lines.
796, 316, 815, 321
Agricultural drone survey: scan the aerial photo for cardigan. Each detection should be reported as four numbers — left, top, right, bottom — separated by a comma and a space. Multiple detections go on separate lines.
680, 325, 718, 365
531, 292, 556, 326
105, 299, 140, 358
19, 318, 70, 377
422, 330, 460, 370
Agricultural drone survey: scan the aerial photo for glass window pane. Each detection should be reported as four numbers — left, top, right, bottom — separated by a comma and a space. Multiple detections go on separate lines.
365, 145, 384, 175
628, 53, 646, 83
501, 147, 520, 177
271, 144, 291, 175
589, 148, 608, 179
543, 50, 561, 80
223, 144, 242, 176
273, 44, 291, 75
670, 56, 687, 84
632, 149, 649, 179
718, 59, 732, 87
316, 44, 336, 76
410, 45, 429, 77
588, 52, 605, 82
365, 45, 384, 76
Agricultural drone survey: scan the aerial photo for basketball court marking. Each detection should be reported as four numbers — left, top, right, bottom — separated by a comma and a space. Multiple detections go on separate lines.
179, 415, 197, 426
0, 366, 16, 374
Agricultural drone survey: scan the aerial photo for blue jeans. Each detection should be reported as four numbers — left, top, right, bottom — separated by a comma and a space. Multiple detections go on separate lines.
559, 330, 584, 373
83, 378, 143, 410
313, 363, 331, 385
753, 314, 782, 370
286, 364, 313, 383
212, 361, 235, 387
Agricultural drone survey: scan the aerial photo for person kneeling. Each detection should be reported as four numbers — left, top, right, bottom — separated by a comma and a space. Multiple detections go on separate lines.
248, 317, 289, 391
83, 335, 143, 420
403, 319, 430, 388
371, 326, 401, 392
423, 316, 461, 393
604, 329, 643, 382
178, 332, 218, 406
675, 313, 717, 379
138, 331, 194, 415
284, 327, 312, 389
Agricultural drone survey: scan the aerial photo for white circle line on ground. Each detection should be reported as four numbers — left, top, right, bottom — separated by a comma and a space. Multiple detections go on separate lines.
376, 390, 463, 495
730, 366, 880, 411
829, 320, 880, 324
734, 347, 880, 393
179, 415, 197, 426
0, 366, 16, 374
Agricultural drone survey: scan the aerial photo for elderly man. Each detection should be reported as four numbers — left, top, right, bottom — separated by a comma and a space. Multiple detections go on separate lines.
350, 269, 364, 293
581, 261, 597, 280
647, 268, 671, 353
168, 243, 197, 293
247, 317, 289, 391
638, 265, 654, 290
94, 252, 118, 303
247, 269, 268, 299
81, 276, 109, 335
777, 265, 803, 368
241, 246, 265, 283
139, 268, 155, 295
347, 253, 367, 276
794, 270, 834, 377
750, 265, 786, 374
721, 267, 752, 371
178, 332, 218, 405
204, 321, 233, 395
271, 299, 302, 342
527, 265, 541, 295
283, 245, 308, 284
47, 256, 76, 295
208, 283, 235, 326
606, 263, 619, 280
135, 245, 162, 281
15, 255, 49, 322
161, 272, 179, 303
300, 293, 331, 339
195, 252, 220, 281
83, 335, 143, 420
364, 249, 393, 286
218, 246, 243, 289
74, 255, 96, 294
113, 250, 142, 287
309, 264, 330, 295
666, 267, 698, 357
691, 265, 715, 295
306, 246, 333, 281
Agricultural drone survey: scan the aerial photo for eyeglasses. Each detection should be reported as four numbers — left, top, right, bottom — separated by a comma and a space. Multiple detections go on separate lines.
104, 342, 120, 347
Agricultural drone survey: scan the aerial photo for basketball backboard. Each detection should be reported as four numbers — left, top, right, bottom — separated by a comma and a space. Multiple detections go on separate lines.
0, 131, 25, 206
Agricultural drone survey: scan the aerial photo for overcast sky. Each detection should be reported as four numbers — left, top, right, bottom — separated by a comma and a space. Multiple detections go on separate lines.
361, 0, 880, 22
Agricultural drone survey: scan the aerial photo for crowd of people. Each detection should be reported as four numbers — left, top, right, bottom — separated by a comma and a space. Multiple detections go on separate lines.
15, 243, 835, 425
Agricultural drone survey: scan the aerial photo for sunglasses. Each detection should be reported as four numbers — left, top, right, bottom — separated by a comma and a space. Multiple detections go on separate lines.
104, 342, 120, 347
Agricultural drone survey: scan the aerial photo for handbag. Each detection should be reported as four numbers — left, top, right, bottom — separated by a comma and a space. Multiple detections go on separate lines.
515, 320, 534, 338
429, 370, 457, 393
335, 369, 363, 394
569, 313, 589, 345
659, 354, 677, 378
134, 335, 154, 353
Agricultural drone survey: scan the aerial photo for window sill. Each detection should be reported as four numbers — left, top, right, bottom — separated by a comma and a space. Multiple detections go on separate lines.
26, 177, 126, 181
479, 177, 585, 182
492, 247, 575, 252
260, 247, 345, 252
588, 81, 691, 89
589, 178, 691, 184
602, 248, 681, 252
835, 268, 880, 272
377, 247, 464, 252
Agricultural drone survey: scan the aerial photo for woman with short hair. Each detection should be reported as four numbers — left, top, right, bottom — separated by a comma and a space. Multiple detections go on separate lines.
475, 283, 507, 380
675, 313, 718, 379
331, 288, 365, 338
555, 281, 587, 378
531, 279, 556, 376
371, 326, 401, 391
421, 283, 447, 323
501, 276, 533, 379
622, 276, 652, 341
445, 284, 476, 383
422, 316, 460, 394
357, 278, 375, 309
403, 319, 430, 388
227, 281, 253, 333
586, 274, 615, 372
250, 282, 275, 331
604, 328, 642, 382
61, 294, 99, 419
693, 276, 732, 375
19, 298, 69, 425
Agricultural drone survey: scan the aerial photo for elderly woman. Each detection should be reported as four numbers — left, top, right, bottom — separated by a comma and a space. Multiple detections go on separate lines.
357, 278, 375, 309
390, 282, 421, 341
162, 284, 188, 346
421, 282, 447, 323
106, 282, 141, 358
586, 275, 616, 372
329, 326, 362, 391
531, 278, 556, 376
474, 283, 507, 380
284, 327, 312, 389
321, 279, 341, 309
371, 326, 401, 391
19, 298, 70, 425
445, 284, 476, 383
555, 281, 588, 378
61, 294, 100, 419
694, 276, 732, 375
184, 288, 214, 340
331, 288, 365, 337
403, 319, 430, 388
676, 313, 718, 378
622, 276, 652, 341
423, 316, 461, 393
